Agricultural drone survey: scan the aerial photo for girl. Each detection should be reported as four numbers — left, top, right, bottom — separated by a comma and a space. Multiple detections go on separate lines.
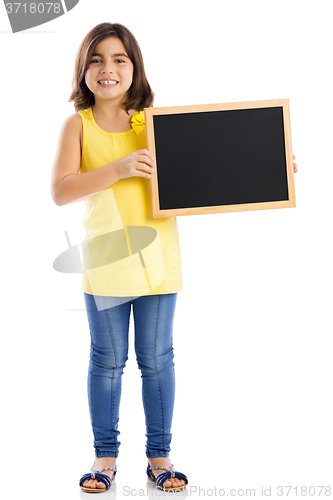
51, 22, 187, 492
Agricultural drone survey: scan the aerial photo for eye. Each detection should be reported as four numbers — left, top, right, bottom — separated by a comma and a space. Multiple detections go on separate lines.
90, 59, 101, 64
115, 59, 126, 63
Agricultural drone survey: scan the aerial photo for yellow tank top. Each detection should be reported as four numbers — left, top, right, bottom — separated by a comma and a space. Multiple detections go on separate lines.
79, 106, 183, 297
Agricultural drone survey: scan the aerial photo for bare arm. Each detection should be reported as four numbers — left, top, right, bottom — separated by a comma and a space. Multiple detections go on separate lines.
50, 113, 155, 206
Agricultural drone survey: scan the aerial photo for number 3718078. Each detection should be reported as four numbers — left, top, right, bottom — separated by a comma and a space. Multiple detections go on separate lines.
5, 3, 61, 14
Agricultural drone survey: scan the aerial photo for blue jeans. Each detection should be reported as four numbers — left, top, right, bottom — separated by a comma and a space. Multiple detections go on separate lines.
83, 292, 178, 458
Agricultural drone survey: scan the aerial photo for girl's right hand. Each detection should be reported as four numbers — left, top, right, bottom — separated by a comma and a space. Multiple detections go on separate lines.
115, 149, 155, 180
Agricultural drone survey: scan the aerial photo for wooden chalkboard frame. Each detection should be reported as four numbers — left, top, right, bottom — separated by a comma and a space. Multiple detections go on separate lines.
144, 99, 295, 218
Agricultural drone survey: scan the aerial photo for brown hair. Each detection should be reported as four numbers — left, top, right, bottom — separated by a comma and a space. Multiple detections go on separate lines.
69, 22, 154, 113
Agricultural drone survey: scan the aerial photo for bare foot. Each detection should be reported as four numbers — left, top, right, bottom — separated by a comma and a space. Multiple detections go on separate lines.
81, 457, 117, 490
148, 457, 186, 489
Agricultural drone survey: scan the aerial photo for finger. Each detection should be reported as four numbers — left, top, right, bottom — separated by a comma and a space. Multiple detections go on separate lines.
137, 155, 155, 168
137, 149, 155, 162
139, 151, 155, 162
139, 163, 155, 173
293, 155, 296, 159
145, 149, 155, 161
135, 167, 152, 179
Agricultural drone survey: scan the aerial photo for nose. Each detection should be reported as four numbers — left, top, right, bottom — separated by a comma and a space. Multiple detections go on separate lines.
101, 59, 114, 74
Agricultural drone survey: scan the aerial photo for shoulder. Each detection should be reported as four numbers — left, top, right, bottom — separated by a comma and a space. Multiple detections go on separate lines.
63, 112, 83, 129
59, 112, 83, 135
60, 112, 83, 147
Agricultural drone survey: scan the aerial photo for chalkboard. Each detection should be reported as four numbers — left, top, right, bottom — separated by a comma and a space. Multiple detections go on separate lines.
144, 99, 295, 218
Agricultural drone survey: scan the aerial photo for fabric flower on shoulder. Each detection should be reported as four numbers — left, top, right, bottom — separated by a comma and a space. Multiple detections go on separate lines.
131, 110, 145, 135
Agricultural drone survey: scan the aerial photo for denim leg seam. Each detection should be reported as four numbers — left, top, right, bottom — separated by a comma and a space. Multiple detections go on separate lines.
141, 298, 150, 438
103, 298, 118, 434
111, 376, 117, 457
142, 372, 150, 439
103, 297, 118, 368
154, 295, 166, 452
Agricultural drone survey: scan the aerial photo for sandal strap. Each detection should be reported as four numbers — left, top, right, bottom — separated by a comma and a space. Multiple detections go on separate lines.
79, 472, 114, 490
79, 465, 117, 489
147, 463, 188, 488
91, 465, 117, 476
149, 464, 176, 477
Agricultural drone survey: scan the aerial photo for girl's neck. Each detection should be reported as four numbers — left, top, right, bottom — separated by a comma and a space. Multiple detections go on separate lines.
92, 100, 128, 119
91, 101, 138, 133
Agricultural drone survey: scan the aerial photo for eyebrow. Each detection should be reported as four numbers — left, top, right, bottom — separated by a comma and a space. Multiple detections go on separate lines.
91, 52, 130, 59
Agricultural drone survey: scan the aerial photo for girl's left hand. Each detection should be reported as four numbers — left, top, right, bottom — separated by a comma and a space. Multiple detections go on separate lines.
293, 155, 298, 173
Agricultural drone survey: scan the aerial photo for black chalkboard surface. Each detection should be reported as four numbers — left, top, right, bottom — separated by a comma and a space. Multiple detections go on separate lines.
144, 99, 295, 218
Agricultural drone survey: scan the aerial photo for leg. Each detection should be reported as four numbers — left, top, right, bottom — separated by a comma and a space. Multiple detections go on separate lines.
133, 293, 185, 489
133, 293, 177, 457
82, 293, 131, 488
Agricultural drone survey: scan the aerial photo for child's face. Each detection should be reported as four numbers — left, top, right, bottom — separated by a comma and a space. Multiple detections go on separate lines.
85, 36, 134, 106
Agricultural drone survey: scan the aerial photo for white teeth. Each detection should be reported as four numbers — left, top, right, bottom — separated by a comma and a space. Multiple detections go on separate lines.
99, 80, 118, 85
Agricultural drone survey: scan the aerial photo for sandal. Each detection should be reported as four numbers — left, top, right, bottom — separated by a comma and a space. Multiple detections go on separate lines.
147, 463, 188, 491
79, 463, 117, 493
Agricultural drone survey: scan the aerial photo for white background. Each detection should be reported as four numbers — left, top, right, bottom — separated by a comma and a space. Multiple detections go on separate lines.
1, 1, 332, 498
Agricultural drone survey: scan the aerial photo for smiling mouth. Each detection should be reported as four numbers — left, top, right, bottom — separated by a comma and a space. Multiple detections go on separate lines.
98, 80, 119, 86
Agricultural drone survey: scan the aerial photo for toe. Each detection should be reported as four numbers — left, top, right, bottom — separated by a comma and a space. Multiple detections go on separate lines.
96, 481, 106, 489
173, 478, 185, 489
87, 479, 96, 488
162, 479, 172, 488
